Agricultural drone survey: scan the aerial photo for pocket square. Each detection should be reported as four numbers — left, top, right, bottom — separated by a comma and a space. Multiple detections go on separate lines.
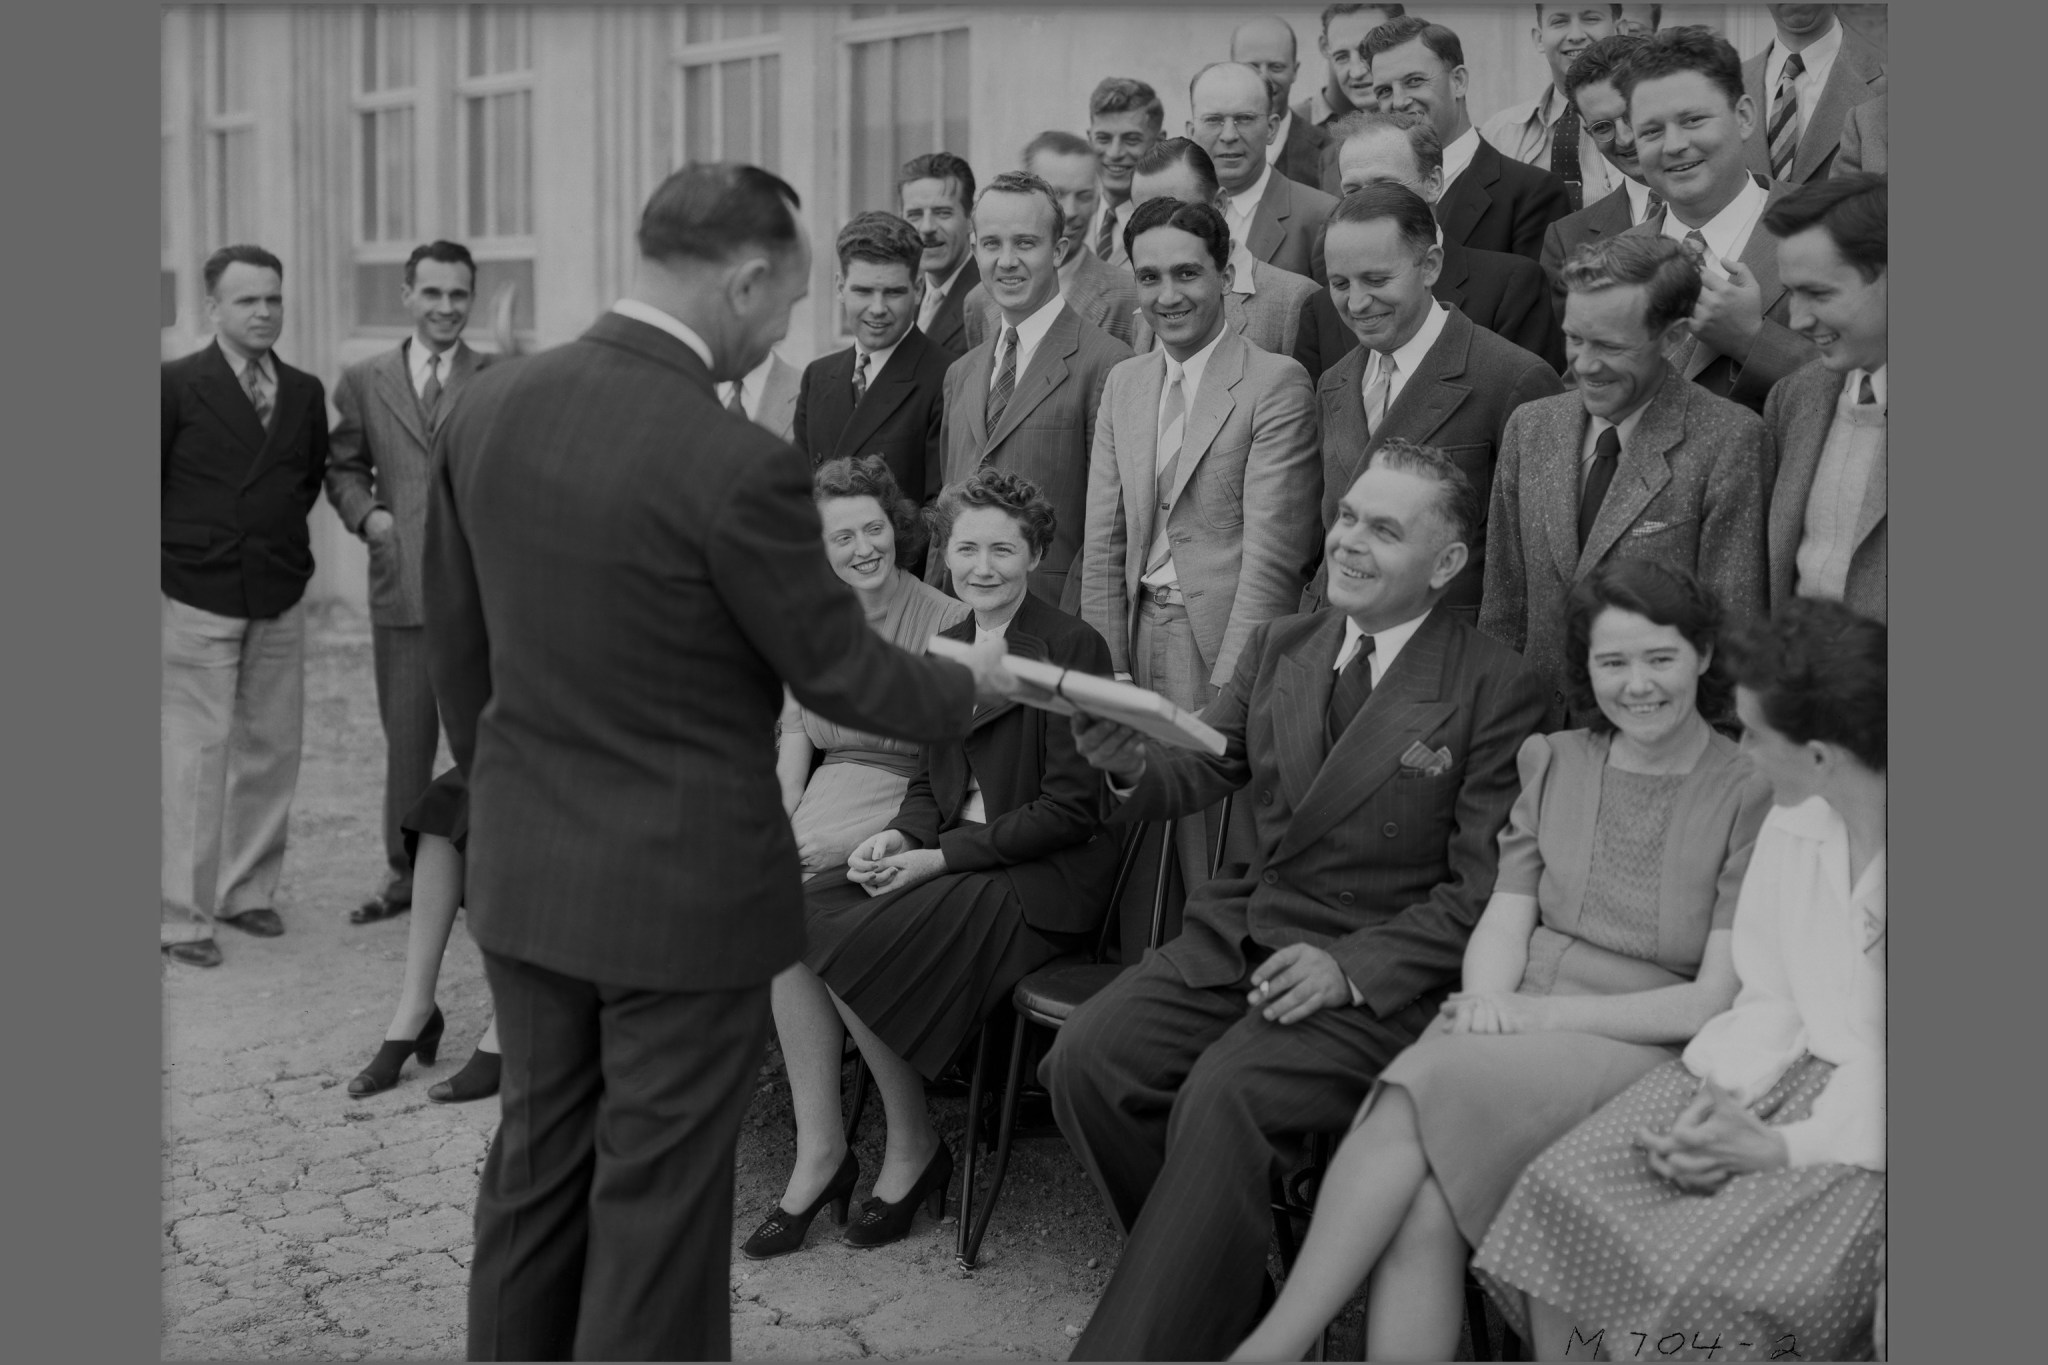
1398, 741, 1455, 776
1629, 520, 1672, 536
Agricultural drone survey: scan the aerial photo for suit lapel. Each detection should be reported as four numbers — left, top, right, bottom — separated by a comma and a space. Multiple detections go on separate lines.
1795, 32, 1886, 183
1437, 142, 1497, 248
373, 346, 432, 450
841, 335, 929, 457
194, 344, 272, 456
1245, 173, 1289, 264
985, 307, 1077, 453
1267, 614, 1346, 815
1165, 333, 1242, 512
1540, 402, 1594, 584
1578, 371, 1682, 574
1323, 349, 1374, 518
954, 340, 993, 479
241, 363, 314, 486
1120, 355, 1168, 599
1434, 240, 1471, 312
1379, 311, 1472, 447
1743, 183, 1793, 319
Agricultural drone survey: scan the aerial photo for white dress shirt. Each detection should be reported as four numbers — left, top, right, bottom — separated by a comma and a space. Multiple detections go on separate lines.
1140, 327, 1228, 590
1580, 394, 1654, 487
993, 288, 1067, 387
1331, 606, 1431, 689
1362, 300, 1450, 417
1621, 175, 1657, 226
958, 619, 1012, 825
1659, 174, 1769, 280
1227, 237, 1261, 296
919, 255, 972, 333
1220, 161, 1275, 253
407, 335, 463, 398
1438, 127, 1483, 198
1765, 19, 1844, 146
1477, 86, 1623, 205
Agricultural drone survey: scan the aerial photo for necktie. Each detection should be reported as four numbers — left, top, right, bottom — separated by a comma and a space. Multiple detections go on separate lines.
1644, 190, 1664, 224
1096, 205, 1117, 264
918, 279, 944, 333
1325, 636, 1376, 749
985, 325, 1018, 435
1578, 425, 1622, 551
1768, 52, 1805, 180
1361, 354, 1397, 437
1858, 373, 1877, 407
725, 383, 748, 418
421, 353, 444, 431
1681, 228, 1708, 263
242, 358, 272, 429
853, 351, 870, 408
1551, 99, 1584, 213
1144, 373, 1188, 576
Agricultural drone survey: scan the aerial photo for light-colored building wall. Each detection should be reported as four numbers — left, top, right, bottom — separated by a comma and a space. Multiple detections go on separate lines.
163, 4, 1854, 612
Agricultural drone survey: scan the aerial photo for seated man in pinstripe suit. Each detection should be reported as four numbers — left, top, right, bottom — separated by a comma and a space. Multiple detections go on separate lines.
1046, 442, 1549, 1361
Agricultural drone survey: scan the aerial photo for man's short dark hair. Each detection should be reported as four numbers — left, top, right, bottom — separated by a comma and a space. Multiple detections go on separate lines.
1721, 598, 1886, 772
1124, 197, 1231, 272
404, 240, 476, 287
1364, 15, 1464, 70
974, 171, 1065, 240
637, 163, 802, 266
1614, 25, 1745, 110
1089, 76, 1164, 128
834, 211, 925, 277
1022, 129, 1094, 168
203, 244, 284, 294
1563, 33, 1650, 103
1320, 4, 1405, 41
1331, 109, 1443, 178
1134, 137, 1221, 202
1327, 182, 1439, 257
1367, 438, 1480, 550
897, 151, 977, 214
1763, 173, 1887, 282
1561, 234, 1702, 333
1533, 5, 1623, 20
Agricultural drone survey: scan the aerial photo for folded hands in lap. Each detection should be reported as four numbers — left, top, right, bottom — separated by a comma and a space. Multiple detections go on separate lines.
847, 829, 949, 899
1440, 991, 1552, 1035
1636, 1079, 1791, 1193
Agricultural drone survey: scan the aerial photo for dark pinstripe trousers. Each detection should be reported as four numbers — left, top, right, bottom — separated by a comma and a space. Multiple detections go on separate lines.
372, 624, 440, 900
1044, 946, 1436, 1360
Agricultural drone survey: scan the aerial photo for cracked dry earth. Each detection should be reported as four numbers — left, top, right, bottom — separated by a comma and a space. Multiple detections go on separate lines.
162, 611, 1132, 1359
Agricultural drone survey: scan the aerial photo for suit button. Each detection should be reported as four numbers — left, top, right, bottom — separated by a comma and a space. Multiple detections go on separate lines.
1339, 892, 1355, 906
1258, 789, 1273, 806
1262, 870, 1279, 886
1381, 822, 1399, 838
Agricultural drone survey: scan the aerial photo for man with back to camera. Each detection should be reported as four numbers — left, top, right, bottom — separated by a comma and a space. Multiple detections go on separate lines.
1740, 4, 1886, 187
1760, 172, 1886, 622
161, 244, 330, 967
899, 151, 982, 361
1539, 33, 1661, 317
1231, 15, 1327, 190
1617, 25, 1819, 413
324, 240, 494, 928
1295, 110, 1562, 382
932, 170, 1132, 612
1302, 184, 1563, 617
1305, 4, 1409, 192
1084, 77, 1168, 270
1189, 61, 1340, 286
962, 131, 1145, 350
429, 163, 1016, 1361
1364, 15, 1574, 262
1481, 6, 1624, 214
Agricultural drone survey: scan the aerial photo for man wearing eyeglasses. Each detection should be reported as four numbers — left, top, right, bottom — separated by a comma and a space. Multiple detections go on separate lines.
1189, 61, 1339, 285
1539, 34, 1661, 317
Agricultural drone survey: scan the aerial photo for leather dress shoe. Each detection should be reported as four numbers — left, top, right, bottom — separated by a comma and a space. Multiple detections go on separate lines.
164, 939, 223, 967
218, 908, 285, 937
350, 894, 411, 925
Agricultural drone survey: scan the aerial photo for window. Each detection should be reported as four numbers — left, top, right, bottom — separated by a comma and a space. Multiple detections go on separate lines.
459, 6, 533, 240
672, 6, 782, 170
842, 10, 969, 218
202, 5, 257, 249
356, 7, 417, 245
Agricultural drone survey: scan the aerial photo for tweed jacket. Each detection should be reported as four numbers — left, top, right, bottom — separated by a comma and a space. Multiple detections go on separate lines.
325, 340, 495, 626
1077, 329, 1323, 687
1539, 182, 1640, 321
1116, 605, 1549, 1011
919, 256, 982, 363
963, 246, 1143, 351
1434, 136, 1574, 262
1742, 24, 1887, 185
932, 301, 1133, 610
1304, 307, 1565, 615
791, 324, 950, 502
1128, 257, 1320, 359
1479, 369, 1774, 713
1835, 93, 1886, 176
1762, 359, 1885, 622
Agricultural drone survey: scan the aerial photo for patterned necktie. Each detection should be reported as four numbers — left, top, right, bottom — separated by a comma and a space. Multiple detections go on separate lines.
1681, 228, 1708, 262
725, 383, 748, 417
1144, 372, 1188, 576
1096, 205, 1117, 263
1644, 190, 1664, 224
242, 357, 272, 429
1768, 52, 1806, 180
1325, 636, 1376, 749
1578, 425, 1622, 551
985, 325, 1019, 435
1551, 99, 1584, 213
853, 351, 871, 408
421, 353, 444, 431
1361, 353, 1397, 437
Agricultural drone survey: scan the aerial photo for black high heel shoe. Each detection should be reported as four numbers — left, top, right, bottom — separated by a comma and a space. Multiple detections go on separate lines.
428, 1046, 501, 1103
844, 1140, 953, 1248
346, 1006, 445, 1097
741, 1150, 861, 1260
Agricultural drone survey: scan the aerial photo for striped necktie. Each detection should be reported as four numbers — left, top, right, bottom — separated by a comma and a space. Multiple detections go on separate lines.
1143, 371, 1187, 577
242, 358, 273, 429
853, 351, 871, 408
1768, 52, 1806, 179
1096, 205, 1117, 263
985, 326, 1019, 435
420, 353, 444, 431
1361, 354, 1396, 436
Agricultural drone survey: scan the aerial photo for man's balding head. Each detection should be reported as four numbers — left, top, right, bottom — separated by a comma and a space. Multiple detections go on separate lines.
1231, 15, 1302, 116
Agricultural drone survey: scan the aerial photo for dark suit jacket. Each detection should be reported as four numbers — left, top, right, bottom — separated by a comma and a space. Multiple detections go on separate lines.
1117, 605, 1548, 1010
1835, 93, 1886, 176
424, 311, 978, 993
920, 256, 983, 363
1539, 182, 1639, 326
890, 593, 1123, 936
1742, 25, 1887, 185
161, 340, 331, 620
1480, 370, 1773, 712
791, 325, 949, 503
1275, 115, 1330, 189
1247, 169, 1340, 284
1763, 359, 1885, 623
1436, 137, 1574, 263
932, 302, 1132, 610
1294, 237, 1562, 383
325, 340, 495, 627
1305, 307, 1566, 614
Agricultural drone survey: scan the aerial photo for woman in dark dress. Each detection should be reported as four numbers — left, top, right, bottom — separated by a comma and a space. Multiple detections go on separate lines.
743, 470, 1121, 1258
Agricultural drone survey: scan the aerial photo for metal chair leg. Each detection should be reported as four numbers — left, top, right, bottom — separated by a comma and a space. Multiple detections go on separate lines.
960, 1009, 1031, 1269
955, 1021, 994, 1266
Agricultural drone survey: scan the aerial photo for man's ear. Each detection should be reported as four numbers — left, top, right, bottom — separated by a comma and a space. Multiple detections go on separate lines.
1431, 537, 1470, 588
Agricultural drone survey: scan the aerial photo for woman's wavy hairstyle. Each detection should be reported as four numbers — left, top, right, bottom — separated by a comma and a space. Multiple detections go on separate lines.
928, 467, 1057, 558
1563, 559, 1732, 734
813, 453, 926, 570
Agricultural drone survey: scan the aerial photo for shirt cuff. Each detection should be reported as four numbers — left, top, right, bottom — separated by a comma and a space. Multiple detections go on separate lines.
1107, 770, 1141, 800
1348, 977, 1364, 1009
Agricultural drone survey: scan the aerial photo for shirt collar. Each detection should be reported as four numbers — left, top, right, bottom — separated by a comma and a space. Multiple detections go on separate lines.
723, 351, 777, 413
1851, 364, 1886, 407
1767, 19, 1842, 89
1335, 605, 1433, 675
408, 335, 462, 386
1223, 160, 1274, 221
855, 336, 903, 380
611, 298, 715, 372
1439, 127, 1482, 190
1659, 173, 1768, 268
1227, 237, 1260, 296
217, 337, 273, 383
1164, 325, 1227, 399
1377, 299, 1450, 377
1307, 87, 1349, 127
929, 253, 971, 301
1000, 288, 1066, 352
1587, 394, 1654, 458
1265, 110, 1294, 165
1622, 175, 1655, 223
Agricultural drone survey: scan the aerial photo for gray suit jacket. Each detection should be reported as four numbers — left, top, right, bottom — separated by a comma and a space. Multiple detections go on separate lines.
1539, 182, 1639, 321
933, 302, 1133, 610
1305, 307, 1565, 614
755, 353, 801, 443
326, 340, 495, 626
1246, 169, 1339, 284
963, 247, 1143, 351
1836, 93, 1886, 176
1763, 359, 1885, 623
1127, 258, 1320, 359
1742, 25, 1887, 185
1077, 329, 1322, 686
1479, 370, 1773, 712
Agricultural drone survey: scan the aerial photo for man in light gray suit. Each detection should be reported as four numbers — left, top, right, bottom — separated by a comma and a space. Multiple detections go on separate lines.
1190, 62, 1339, 284
934, 171, 1132, 610
1480, 234, 1770, 721
326, 240, 495, 923
1834, 91, 1884, 176
1124, 138, 1320, 358
1740, 3, 1885, 186
718, 349, 800, 441
1079, 196, 1321, 891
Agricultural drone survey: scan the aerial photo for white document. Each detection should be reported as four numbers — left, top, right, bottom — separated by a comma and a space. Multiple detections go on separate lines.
927, 635, 1227, 757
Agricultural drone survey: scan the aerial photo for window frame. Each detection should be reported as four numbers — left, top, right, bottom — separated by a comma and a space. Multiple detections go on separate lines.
352, 6, 421, 255
455, 5, 537, 250
200, 5, 257, 251
834, 8, 972, 228
669, 7, 785, 172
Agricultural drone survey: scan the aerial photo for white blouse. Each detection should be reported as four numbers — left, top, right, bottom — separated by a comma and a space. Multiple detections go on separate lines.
1680, 795, 1885, 1171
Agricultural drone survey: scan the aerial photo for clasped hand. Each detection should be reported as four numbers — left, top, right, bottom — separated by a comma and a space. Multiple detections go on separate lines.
1686, 253, 1765, 357
1636, 1078, 1790, 1193
1070, 713, 1148, 783
845, 830, 948, 899
1439, 990, 1549, 1035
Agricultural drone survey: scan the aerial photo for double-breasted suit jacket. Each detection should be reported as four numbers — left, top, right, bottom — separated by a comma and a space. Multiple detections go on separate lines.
1128, 257, 1321, 360
1763, 359, 1886, 622
932, 302, 1132, 611
1077, 330, 1322, 689
1479, 369, 1774, 713
1435, 136, 1575, 263
1742, 24, 1887, 185
791, 324, 950, 503
963, 247, 1144, 351
1304, 307, 1565, 615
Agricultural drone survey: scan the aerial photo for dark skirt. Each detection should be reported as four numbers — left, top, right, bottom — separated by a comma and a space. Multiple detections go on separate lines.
400, 767, 469, 864
802, 866, 1076, 1081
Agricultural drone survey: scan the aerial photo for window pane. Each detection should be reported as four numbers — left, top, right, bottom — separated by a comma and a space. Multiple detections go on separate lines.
493, 91, 531, 236
892, 34, 936, 164
759, 56, 780, 171
215, 127, 256, 245
361, 8, 378, 93
361, 112, 379, 239
382, 9, 414, 90
467, 6, 486, 77
941, 29, 970, 156
723, 6, 758, 41
495, 8, 527, 74
477, 258, 537, 332
215, 10, 248, 114
684, 65, 715, 165
849, 40, 893, 216
684, 6, 713, 46
720, 59, 754, 162
384, 107, 415, 241
467, 96, 487, 235
760, 8, 780, 35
